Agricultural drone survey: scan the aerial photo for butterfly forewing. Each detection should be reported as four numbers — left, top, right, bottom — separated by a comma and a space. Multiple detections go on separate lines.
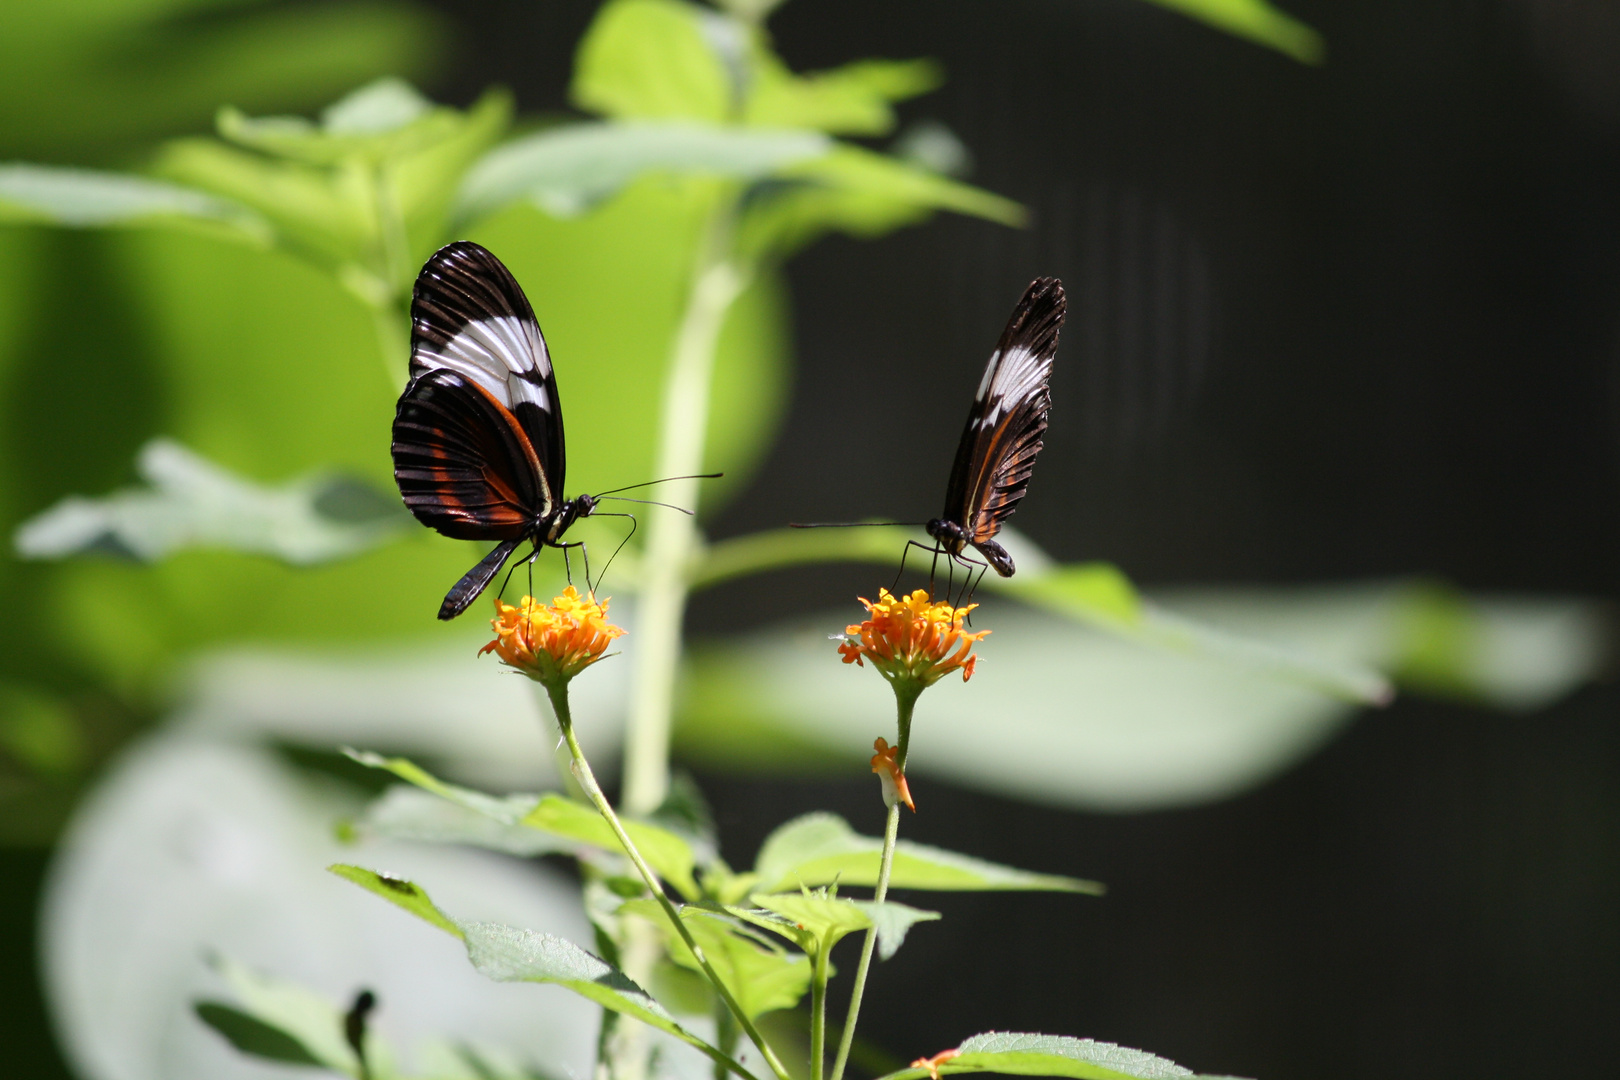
409, 241, 564, 509
942, 277, 1065, 545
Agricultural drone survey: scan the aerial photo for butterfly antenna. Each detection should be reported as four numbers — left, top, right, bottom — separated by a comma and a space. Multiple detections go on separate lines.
590, 513, 640, 591
592, 473, 722, 498
598, 495, 693, 514
790, 520, 927, 529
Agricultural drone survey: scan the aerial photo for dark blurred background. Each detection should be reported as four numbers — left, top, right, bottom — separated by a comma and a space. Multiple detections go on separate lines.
5, 0, 1618, 1076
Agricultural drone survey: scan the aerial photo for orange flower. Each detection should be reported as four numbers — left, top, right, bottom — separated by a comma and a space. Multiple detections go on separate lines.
911, 1049, 961, 1080
479, 587, 625, 687
871, 737, 915, 812
838, 588, 988, 691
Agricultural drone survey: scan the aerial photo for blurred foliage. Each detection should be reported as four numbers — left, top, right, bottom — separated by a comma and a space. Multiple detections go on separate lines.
1137, 0, 1324, 63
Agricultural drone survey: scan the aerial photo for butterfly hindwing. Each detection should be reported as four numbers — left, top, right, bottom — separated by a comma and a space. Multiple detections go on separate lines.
391, 368, 542, 540
410, 241, 563, 510
942, 277, 1065, 550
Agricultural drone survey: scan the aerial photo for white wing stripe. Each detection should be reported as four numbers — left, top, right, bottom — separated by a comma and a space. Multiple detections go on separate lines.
418, 315, 554, 413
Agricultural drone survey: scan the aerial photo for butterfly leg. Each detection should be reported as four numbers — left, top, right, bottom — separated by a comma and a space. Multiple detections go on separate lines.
588, 512, 639, 593
553, 541, 591, 594
894, 540, 940, 596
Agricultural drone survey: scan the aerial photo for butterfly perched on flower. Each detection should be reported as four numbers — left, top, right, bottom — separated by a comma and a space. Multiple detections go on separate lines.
921, 277, 1065, 577
391, 242, 712, 620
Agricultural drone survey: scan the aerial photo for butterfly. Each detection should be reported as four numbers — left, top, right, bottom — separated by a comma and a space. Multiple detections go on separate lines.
392, 242, 695, 620
916, 277, 1066, 580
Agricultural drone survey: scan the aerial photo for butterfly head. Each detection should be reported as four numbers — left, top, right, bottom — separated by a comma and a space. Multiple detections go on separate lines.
543, 494, 598, 542
925, 518, 969, 556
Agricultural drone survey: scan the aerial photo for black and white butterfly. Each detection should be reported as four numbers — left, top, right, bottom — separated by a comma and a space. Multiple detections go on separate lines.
391, 242, 707, 620
918, 277, 1065, 579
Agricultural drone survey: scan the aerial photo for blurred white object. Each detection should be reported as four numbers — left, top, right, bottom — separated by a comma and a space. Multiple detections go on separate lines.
42, 735, 599, 1080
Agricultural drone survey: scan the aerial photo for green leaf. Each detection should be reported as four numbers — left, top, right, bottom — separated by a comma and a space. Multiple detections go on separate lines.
193, 1002, 326, 1068
881, 1031, 1236, 1080
203, 953, 361, 1073
572, 0, 734, 122
353, 784, 572, 857
1136, 0, 1324, 64
455, 121, 829, 223
0, 682, 84, 775
0, 164, 270, 242
327, 863, 466, 939
620, 899, 813, 1019
745, 57, 943, 136
346, 750, 700, 898
522, 794, 701, 900
12, 439, 408, 565
752, 813, 1103, 896
752, 894, 938, 960
327, 865, 743, 1077
734, 144, 1025, 260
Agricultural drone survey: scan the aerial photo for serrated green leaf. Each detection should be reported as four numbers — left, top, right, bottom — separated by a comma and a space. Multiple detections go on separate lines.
344, 748, 538, 824
455, 121, 828, 223
0, 164, 270, 242
620, 899, 812, 1019
522, 794, 701, 900
12, 439, 408, 565
203, 953, 362, 1073
327, 863, 465, 939
458, 920, 745, 1075
752, 894, 938, 960
193, 1002, 326, 1068
879, 1031, 1237, 1080
1138, 0, 1324, 65
355, 784, 571, 857
752, 813, 1103, 896
572, 0, 733, 122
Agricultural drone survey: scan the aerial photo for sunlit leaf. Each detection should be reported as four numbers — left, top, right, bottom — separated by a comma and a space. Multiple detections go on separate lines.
0, 164, 269, 241
12, 439, 408, 565
620, 899, 812, 1019
750, 813, 1103, 896
328, 864, 466, 939
880, 1031, 1231, 1080
745, 57, 943, 135
1135, 0, 1324, 64
353, 784, 571, 858
455, 121, 829, 223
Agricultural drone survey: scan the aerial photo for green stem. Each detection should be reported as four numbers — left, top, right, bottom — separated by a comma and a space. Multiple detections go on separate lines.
622, 198, 749, 815
549, 682, 792, 1080
368, 296, 409, 392
810, 946, 830, 1080
828, 689, 917, 1080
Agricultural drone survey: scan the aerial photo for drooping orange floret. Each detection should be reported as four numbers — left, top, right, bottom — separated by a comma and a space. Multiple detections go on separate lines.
479, 587, 625, 686
911, 1048, 961, 1080
870, 736, 915, 812
838, 588, 988, 690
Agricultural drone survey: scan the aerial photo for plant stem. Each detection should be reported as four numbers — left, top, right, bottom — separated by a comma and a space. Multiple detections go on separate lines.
828, 689, 918, 1080
810, 946, 830, 1080
621, 198, 748, 815
549, 682, 793, 1080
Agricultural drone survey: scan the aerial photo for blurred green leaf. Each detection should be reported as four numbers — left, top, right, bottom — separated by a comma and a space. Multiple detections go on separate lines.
749, 813, 1104, 896
13, 439, 408, 565
193, 1002, 326, 1068
735, 145, 1026, 260
328, 863, 467, 939
456, 121, 829, 223
881, 1032, 1231, 1080
203, 952, 364, 1073
572, 0, 735, 122
1136, 0, 1324, 64
746, 57, 942, 135
620, 899, 812, 1019
0, 682, 85, 775
0, 164, 269, 241
0, 2, 445, 163
354, 784, 572, 857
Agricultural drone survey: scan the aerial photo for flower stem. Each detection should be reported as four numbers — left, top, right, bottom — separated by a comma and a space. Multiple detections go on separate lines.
810, 946, 829, 1080
622, 195, 749, 816
828, 689, 918, 1080
548, 682, 793, 1080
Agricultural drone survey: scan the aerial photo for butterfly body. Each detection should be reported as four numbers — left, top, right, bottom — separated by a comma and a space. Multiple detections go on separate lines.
391, 241, 599, 620
922, 276, 1066, 579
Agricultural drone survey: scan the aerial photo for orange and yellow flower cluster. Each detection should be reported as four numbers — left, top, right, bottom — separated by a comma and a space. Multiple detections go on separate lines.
480, 587, 625, 686
838, 588, 989, 691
